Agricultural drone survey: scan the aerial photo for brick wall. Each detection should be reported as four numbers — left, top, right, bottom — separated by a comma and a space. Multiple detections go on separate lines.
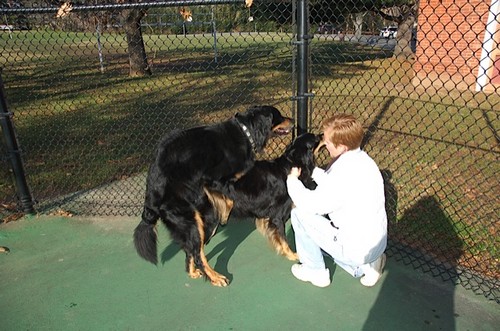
413, 0, 497, 92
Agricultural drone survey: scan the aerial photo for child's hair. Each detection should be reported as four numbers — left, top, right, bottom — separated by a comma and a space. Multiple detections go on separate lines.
322, 114, 364, 150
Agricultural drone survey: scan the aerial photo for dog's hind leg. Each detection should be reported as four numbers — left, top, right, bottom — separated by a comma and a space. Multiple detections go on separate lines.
203, 187, 234, 225
255, 218, 298, 261
192, 211, 230, 287
187, 255, 204, 279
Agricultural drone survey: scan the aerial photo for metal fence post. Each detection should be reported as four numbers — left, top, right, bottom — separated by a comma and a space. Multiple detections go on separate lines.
0, 69, 34, 214
295, 0, 312, 135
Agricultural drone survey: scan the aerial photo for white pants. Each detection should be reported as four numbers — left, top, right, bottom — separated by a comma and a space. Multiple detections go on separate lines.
291, 208, 382, 278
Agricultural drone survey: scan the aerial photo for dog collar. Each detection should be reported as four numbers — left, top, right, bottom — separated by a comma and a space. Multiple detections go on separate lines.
238, 122, 257, 154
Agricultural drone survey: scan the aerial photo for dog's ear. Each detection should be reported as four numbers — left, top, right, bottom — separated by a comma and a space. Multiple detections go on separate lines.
288, 146, 313, 170
250, 111, 273, 151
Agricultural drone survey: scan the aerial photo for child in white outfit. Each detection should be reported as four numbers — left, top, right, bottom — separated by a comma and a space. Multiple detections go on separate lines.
286, 114, 387, 287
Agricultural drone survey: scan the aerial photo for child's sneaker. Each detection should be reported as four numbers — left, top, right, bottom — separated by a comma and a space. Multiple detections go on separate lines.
360, 253, 386, 287
291, 264, 330, 287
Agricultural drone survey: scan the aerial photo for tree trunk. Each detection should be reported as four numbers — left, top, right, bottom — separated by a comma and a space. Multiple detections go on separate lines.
376, 2, 419, 60
393, 15, 416, 59
122, 9, 151, 77
353, 12, 365, 41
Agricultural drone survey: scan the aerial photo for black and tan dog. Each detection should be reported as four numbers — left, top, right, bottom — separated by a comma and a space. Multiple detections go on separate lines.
133, 105, 293, 287
207, 133, 322, 261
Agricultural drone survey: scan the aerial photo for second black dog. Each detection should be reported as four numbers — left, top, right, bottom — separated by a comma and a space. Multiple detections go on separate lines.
208, 133, 322, 260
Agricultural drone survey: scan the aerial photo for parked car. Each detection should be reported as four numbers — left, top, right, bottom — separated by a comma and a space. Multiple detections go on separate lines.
0, 24, 14, 30
0, 22, 30, 31
318, 23, 341, 34
380, 26, 398, 39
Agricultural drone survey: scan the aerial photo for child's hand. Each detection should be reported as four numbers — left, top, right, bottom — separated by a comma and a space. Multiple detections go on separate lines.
289, 167, 302, 178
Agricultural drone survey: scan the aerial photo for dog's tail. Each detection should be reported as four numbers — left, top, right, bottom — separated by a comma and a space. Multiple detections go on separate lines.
133, 207, 159, 265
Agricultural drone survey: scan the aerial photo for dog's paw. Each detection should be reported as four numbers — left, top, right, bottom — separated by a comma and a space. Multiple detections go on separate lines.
0, 246, 10, 253
285, 252, 299, 261
188, 268, 203, 279
210, 275, 230, 287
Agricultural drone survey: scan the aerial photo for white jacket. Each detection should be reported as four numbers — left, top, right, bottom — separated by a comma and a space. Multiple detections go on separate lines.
286, 148, 387, 264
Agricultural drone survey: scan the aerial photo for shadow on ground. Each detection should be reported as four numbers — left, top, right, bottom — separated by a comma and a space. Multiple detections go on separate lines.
0, 216, 498, 330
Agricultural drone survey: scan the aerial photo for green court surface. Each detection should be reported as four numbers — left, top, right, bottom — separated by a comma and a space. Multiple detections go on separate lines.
1, 215, 498, 330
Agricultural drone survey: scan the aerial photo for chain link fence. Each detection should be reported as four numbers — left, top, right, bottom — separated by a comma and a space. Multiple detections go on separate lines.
1, 1, 498, 302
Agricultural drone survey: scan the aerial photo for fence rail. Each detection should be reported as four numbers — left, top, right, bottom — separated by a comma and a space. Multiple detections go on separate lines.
0, 0, 247, 13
